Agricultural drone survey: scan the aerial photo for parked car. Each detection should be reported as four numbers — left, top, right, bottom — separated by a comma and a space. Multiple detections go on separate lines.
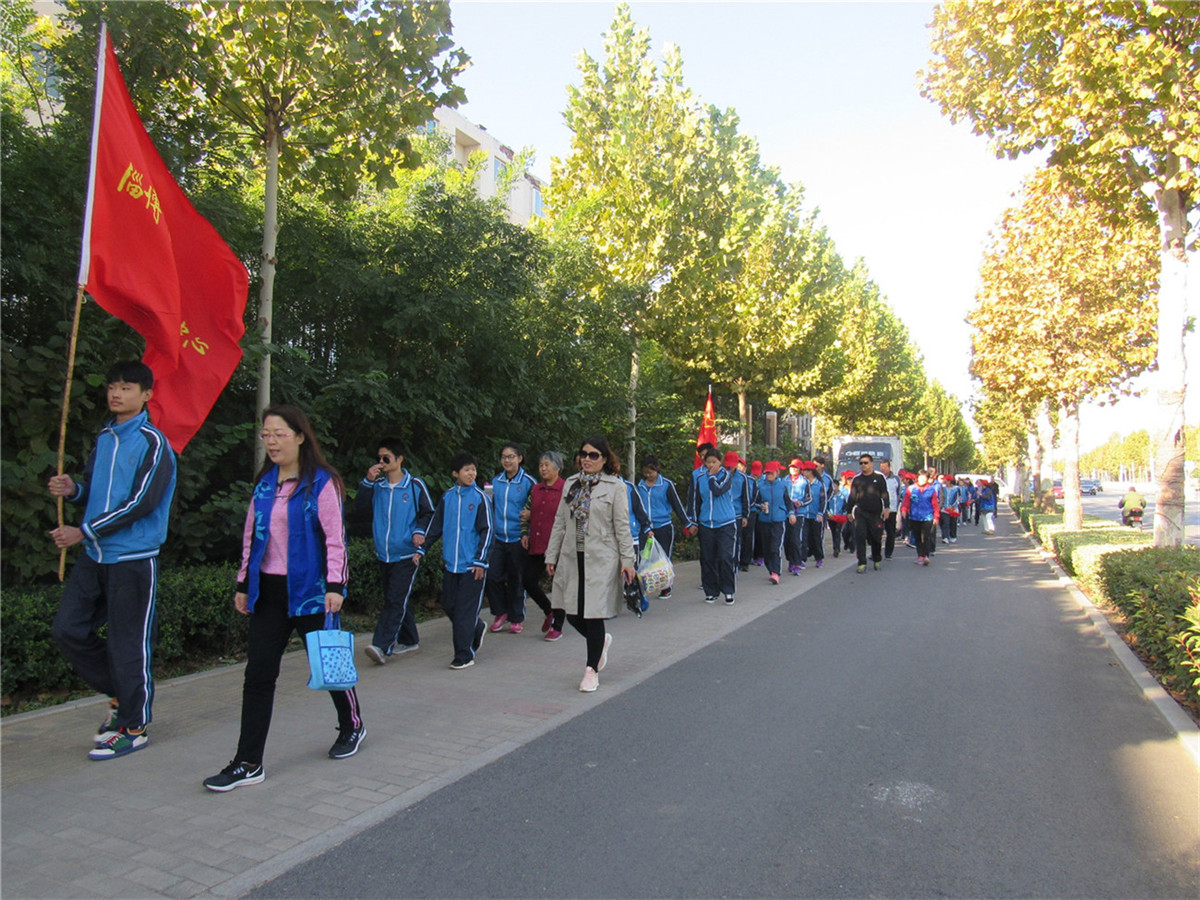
1080, 479, 1099, 495
1052, 480, 1064, 499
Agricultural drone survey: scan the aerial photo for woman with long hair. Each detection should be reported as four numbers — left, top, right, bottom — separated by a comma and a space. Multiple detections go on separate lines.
544, 436, 637, 692
204, 405, 363, 792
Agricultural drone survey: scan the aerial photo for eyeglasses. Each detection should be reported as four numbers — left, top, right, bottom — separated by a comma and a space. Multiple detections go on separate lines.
500, 453, 519, 461
260, 431, 294, 442
377, 455, 393, 464
580, 450, 603, 460
860, 461, 871, 466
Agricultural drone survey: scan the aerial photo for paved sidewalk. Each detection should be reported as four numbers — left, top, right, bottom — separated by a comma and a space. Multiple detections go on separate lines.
2, 548, 854, 899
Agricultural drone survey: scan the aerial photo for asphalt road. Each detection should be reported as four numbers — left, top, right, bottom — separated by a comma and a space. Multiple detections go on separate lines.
1080, 491, 1200, 544
251, 523, 1199, 898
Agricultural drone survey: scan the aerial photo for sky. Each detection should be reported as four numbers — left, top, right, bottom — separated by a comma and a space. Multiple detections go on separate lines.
444, 0, 1178, 453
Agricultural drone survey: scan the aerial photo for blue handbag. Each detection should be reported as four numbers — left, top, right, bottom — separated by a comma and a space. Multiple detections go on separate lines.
305, 612, 358, 691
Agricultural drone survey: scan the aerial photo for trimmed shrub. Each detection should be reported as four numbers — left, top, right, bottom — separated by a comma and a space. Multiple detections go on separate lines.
1098, 546, 1200, 704
0, 584, 86, 698
1050, 527, 1152, 577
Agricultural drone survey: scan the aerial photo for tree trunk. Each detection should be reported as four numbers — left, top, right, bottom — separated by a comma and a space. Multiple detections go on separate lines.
1061, 397, 1082, 531
737, 387, 749, 456
254, 114, 282, 471
1147, 170, 1189, 548
1024, 430, 1038, 504
626, 334, 639, 478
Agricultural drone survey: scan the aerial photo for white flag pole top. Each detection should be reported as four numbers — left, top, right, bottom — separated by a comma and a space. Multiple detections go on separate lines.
77, 21, 108, 287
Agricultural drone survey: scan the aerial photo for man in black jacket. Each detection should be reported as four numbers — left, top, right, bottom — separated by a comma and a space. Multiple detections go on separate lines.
848, 454, 890, 573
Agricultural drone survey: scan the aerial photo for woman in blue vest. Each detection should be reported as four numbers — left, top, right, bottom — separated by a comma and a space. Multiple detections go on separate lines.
901, 470, 941, 566
204, 405, 361, 792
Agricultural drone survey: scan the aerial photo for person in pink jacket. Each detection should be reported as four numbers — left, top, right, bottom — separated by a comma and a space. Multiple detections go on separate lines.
521, 451, 567, 641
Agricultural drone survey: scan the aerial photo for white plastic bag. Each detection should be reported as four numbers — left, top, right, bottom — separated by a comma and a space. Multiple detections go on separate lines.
637, 535, 674, 595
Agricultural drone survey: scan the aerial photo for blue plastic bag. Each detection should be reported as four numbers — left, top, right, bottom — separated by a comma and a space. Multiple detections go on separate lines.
305, 612, 358, 691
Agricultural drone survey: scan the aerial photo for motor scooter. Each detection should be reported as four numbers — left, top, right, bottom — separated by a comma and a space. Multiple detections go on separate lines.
1122, 507, 1144, 528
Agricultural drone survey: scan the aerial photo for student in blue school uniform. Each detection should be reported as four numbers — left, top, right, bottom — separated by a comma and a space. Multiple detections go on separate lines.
49, 360, 177, 761
826, 470, 854, 557
414, 453, 494, 669
636, 455, 692, 598
722, 451, 752, 574
939, 474, 961, 544
487, 443, 537, 634
797, 462, 827, 568
784, 458, 807, 575
686, 448, 738, 605
755, 461, 792, 584
358, 437, 435, 665
741, 460, 763, 569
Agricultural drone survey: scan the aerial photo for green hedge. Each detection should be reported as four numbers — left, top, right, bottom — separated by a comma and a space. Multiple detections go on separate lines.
1049, 525, 1151, 577
1, 536, 444, 706
1096, 547, 1200, 703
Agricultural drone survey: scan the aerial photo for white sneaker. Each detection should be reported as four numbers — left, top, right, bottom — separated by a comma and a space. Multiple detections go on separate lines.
579, 667, 599, 692
597, 633, 613, 672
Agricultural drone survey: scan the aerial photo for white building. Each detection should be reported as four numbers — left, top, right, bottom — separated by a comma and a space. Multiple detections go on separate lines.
431, 107, 546, 226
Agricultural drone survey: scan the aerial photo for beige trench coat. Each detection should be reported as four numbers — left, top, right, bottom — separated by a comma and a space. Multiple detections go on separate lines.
545, 473, 637, 619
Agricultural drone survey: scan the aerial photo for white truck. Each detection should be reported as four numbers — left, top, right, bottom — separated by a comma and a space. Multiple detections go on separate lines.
831, 435, 904, 474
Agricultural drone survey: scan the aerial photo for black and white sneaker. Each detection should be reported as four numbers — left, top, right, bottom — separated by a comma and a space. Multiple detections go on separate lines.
329, 725, 366, 759
204, 760, 264, 792
704, 596, 717, 604
724, 595, 735, 605
449, 658, 475, 670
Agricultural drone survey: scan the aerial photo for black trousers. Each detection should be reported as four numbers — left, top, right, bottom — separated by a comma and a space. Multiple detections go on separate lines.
524, 552, 566, 631
442, 569, 487, 662
236, 575, 362, 765
802, 517, 824, 562
913, 520, 936, 558
372, 558, 420, 651
883, 512, 897, 559
854, 510, 884, 564
52, 554, 158, 731
761, 521, 785, 576
565, 552, 606, 669
739, 513, 758, 565
698, 523, 737, 597
784, 519, 804, 566
486, 540, 527, 622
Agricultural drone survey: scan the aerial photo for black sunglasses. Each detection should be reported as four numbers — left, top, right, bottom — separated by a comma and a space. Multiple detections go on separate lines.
580, 450, 603, 460
378, 455, 393, 464
859, 460, 871, 466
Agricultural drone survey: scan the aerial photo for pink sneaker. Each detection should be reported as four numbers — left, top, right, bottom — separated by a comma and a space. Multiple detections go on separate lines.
545, 628, 563, 641
579, 667, 599, 693
769, 573, 780, 584
508, 622, 524, 634
541, 613, 554, 633
489, 614, 508, 632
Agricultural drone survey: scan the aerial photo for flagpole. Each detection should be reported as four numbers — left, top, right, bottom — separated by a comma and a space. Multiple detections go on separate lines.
55, 23, 108, 580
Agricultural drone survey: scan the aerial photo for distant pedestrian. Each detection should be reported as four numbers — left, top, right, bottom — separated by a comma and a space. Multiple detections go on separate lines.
848, 453, 890, 573
978, 479, 998, 533
204, 405, 360, 793
784, 458, 806, 574
879, 459, 902, 560
357, 437, 434, 665
723, 452, 752, 573
521, 451, 567, 640
939, 475, 961, 544
544, 436, 637, 693
415, 452, 494, 669
826, 471, 854, 557
741, 460, 763, 568
902, 470, 941, 565
797, 462, 826, 568
487, 443, 536, 634
756, 461, 791, 584
49, 360, 177, 761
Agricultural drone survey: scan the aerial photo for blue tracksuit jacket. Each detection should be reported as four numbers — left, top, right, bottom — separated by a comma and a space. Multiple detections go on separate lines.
67, 409, 176, 563
419, 484, 494, 573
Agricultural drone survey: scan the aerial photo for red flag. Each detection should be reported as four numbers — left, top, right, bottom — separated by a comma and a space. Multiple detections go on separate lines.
695, 386, 718, 468
80, 26, 248, 452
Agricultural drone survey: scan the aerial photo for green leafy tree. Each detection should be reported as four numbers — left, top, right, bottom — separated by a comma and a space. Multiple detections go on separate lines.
805, 265, 925, 439
179, 1, 468, 462
969, 168, 1157, 528
913, 380, 976, 471
548, 3, 747, 471
924, 0, 1198, 543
